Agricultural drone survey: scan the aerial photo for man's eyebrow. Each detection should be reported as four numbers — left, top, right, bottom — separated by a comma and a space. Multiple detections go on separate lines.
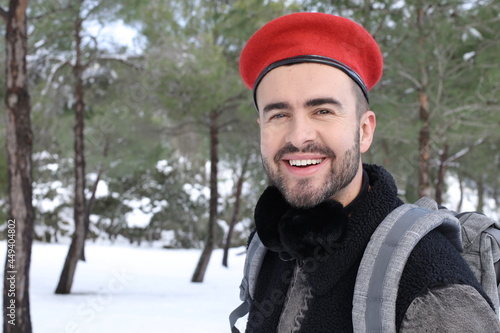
262, 102, 291, 114
305, 97, 343, 108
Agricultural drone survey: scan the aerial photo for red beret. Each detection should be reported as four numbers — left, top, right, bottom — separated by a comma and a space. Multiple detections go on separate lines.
239, 12, 383, 103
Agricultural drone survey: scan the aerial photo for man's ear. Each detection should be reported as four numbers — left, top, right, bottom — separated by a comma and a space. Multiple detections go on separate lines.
359, 111, 376, 154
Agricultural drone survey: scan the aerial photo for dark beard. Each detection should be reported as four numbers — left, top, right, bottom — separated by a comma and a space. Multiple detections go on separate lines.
262, 134, 360, 208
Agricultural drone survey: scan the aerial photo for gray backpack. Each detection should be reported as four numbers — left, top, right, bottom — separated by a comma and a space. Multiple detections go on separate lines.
229, 197, 500, 332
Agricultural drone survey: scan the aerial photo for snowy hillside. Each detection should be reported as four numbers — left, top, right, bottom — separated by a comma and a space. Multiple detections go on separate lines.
3, 242, 246, 333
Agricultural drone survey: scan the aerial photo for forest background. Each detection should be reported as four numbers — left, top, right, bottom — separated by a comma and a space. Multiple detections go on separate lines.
0, 0, 499, 332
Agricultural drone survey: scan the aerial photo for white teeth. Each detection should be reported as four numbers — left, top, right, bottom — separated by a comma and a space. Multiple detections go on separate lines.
288, 159, 323, 167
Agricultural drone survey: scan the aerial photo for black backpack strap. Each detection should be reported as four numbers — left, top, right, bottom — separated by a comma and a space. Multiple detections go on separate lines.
229, 233, 267, 332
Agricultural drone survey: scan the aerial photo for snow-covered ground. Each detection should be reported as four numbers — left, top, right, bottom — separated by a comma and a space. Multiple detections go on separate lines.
1, 242, 246, 333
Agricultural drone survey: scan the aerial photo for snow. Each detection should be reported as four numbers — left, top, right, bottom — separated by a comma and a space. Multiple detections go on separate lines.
444, 174, 498, 220
2, 242, 246, 332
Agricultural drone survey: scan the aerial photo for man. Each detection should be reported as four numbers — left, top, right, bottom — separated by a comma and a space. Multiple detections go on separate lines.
235, 12, 500, 332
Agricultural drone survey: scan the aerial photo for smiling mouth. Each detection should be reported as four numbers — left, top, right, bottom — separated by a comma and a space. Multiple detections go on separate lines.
288, 158, 325, 167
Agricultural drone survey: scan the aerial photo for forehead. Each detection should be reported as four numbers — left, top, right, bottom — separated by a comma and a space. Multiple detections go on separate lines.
255, 63, 355, 109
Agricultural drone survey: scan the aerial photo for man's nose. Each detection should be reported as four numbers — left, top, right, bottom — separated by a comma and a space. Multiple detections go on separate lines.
285, 115, 317, 149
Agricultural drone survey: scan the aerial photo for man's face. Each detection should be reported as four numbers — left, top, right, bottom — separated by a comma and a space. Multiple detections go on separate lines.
256, 63, 374, 208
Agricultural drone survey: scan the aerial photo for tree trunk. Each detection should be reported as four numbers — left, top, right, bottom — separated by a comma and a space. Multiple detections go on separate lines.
2, 1, 34, 332
79, 168, 101, 261
80, 140, 109, 260
191, 109, 219, 283
476, 177, 485, 213
223, 154, 249, 267
55, 5, 87, 294
456, 172, 464, 212
416, 4, 432, 198
493, 188, 499, 220
435, 144, 448, 206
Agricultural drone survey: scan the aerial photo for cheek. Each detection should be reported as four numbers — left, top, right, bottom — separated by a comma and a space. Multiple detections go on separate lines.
260, 134, 273, 158
321, 130, 353, 153
260, 129, 281, 159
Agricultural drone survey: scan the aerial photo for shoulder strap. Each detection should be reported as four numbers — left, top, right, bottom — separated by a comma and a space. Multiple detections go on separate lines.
352, 197, 461, 333
229, 233, 267, 333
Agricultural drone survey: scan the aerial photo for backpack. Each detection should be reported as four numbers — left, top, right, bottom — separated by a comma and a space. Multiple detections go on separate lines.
229, 196, 500, 333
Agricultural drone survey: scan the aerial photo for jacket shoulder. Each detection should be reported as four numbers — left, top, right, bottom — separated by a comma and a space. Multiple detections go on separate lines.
400, 284, 500, 333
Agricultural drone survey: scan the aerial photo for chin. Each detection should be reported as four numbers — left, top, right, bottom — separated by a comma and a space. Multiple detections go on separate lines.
283, 183, 330, 209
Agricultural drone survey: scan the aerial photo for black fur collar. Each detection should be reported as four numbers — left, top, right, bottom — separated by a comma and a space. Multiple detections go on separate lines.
254, 164, 403, 271
255, 186, 348, 260
255, 170, 369, 260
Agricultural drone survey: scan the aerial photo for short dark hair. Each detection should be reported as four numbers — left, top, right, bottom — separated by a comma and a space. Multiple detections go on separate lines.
352, 80, 369, 120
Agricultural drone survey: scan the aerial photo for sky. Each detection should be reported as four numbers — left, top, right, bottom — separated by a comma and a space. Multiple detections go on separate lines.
84, 19, 145, 55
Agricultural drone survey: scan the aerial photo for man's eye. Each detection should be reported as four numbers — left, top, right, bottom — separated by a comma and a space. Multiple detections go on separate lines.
270, 113, 286, 120
317, 109, 332, 115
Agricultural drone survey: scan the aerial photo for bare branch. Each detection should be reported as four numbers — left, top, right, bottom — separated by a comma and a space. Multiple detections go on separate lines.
383, 32, 411, 59
96, 54, 144, 71
370, 7, 392, 40
30, 4, 73, 21
444, 137, 488, 166
42, 59, 72, 95
442, 103, 485, 117
397, 70, 421, 89
213, 90, 247, 117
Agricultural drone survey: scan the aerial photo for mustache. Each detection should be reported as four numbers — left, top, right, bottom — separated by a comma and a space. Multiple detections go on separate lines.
274, 143, 336, 163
